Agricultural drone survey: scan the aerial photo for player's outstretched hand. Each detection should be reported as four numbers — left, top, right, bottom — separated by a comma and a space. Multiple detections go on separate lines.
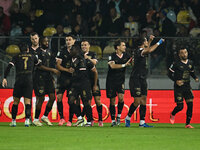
67, 67, 75, 73
149, 35, 155, 41
93, 85, 98, 92
125, 57, 133, 66
2, 78, 7, 88
52, 68, 60, 75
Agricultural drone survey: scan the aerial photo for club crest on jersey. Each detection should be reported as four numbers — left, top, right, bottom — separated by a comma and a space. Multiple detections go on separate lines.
39, 89, 44, 94
188, 65, 192, 69
177, 97, 182, 101
136, 91, 141, 95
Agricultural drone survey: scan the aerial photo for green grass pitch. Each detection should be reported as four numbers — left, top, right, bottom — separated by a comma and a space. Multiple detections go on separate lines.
0, 123, 200, 150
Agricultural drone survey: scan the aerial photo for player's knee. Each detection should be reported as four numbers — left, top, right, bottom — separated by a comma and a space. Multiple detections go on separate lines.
118, 97, 124, 103
96, 101, 101, 106
49, 94, 56, 101
110, 98, 116, 105
57, 94, 63, 102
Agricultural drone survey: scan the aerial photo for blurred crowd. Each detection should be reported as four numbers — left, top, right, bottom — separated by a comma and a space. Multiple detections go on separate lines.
0, 0, 200, 38
1, 0, 200, 72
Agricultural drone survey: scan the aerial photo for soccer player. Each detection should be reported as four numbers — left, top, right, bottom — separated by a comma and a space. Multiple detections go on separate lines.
29, 32, 41, 55
125, 36, 164, 127
28, 32, 41, 124
56, 34, 75, 126
32, 37, 60, 126
2, 43, 41, 127
106, 39, 132, 127
81, 40, 103, 126
68, 45, 98, 127
168, 48, 198, 128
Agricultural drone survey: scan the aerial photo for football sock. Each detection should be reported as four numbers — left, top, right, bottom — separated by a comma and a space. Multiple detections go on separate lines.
25, 104, 31, 119
97, 105, 102, 121
85, 105, 92, 122
127, 103, 138, 118
35, 108, 41, 119
81, 106, 86, 117
69, 104, 74, 122
12, 104, 18, 120
186, 102, 193, 125
57, 101, 64, 119
172, 103, 183, 116
75, 104, 81, 117
140, 105, 146, 121
117, 101, 124, 115
109, 104, 115, 120
44, 104, 52, 117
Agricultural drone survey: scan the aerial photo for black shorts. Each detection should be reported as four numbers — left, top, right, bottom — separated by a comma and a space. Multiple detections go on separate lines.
174, 86, 194, 103
129, 75, 147, 97
13, 78, 33, 99
90, 78, 101, 97
106, 81, 125, 98
56, 75, 72, 95
68, 80, 92, 102
33, 74, 55, 97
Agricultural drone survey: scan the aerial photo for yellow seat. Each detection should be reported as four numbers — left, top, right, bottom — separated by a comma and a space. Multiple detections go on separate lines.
177, 10, 190, 24
43, 27, 57, 36
6, 45, 20, 55
103, 45, 115, 58
35, 9, 44, 17
90, 45, 102, 59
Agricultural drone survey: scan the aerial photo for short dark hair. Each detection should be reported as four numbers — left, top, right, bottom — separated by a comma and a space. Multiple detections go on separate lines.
66, 33, 76, 39
177, 47, 187, 54
81, 39, 91, 44
30, 32, 39, 37
114, 39, 124, 50
40, 36, 48, 45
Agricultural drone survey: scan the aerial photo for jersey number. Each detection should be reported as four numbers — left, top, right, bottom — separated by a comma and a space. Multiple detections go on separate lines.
22, 57, 28, 69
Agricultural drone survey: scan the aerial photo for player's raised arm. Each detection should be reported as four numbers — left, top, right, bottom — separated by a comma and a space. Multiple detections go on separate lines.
141, 37, 165, 55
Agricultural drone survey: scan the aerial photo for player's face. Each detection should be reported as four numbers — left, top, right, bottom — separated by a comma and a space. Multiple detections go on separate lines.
30, 35, 39, 46
179, 49, 188, 60
81, 41, 90, 53
66, 36, 75, 48
42, 37, 49, 49
118, 42, 126, 52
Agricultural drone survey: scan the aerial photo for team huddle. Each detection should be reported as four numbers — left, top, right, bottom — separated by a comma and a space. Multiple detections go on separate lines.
2, 32, 198, 128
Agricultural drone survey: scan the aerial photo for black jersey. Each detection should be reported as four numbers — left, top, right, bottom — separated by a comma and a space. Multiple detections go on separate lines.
107, 52, 130, 84
130, 48, 148, 78
29, 46, 41, 56
34, 48, 53, 78
71, 56, 94, 82
9, 52, 41, 79
85, 51, 97, 79
56, 47, 72, 77
169, 59, 196, 87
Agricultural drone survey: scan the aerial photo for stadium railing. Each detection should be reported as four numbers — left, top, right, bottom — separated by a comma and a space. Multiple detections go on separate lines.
0, 36, 199, 89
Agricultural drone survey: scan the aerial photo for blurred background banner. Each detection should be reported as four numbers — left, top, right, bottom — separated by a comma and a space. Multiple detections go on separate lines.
0, 89, 200, 123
